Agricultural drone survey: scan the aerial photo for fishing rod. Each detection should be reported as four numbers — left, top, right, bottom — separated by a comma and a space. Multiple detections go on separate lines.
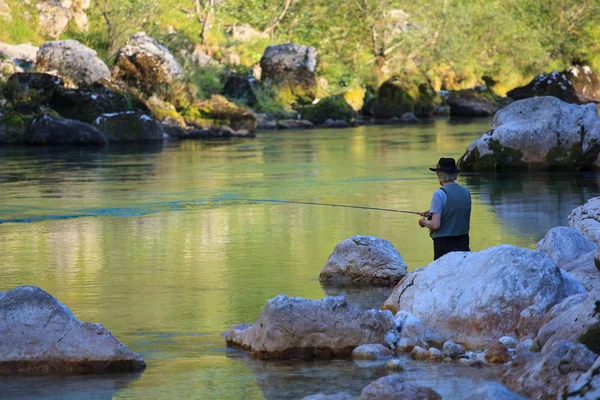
226, 198, 425, 216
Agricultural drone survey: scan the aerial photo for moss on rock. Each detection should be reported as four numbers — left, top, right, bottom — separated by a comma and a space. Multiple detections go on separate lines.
300, 95, 355, 124
182, 95, 256, 133
372, 78, 439, 119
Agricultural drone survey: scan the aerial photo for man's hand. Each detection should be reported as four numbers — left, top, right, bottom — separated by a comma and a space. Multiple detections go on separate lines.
421, 210, 431, 218
418, 217, 427, 228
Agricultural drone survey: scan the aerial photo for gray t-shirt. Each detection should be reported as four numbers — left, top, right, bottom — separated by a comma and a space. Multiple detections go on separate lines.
430, 188, 447, 214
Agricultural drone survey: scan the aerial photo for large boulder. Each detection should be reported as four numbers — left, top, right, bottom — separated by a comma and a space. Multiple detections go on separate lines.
394, 311, 428, 353
461, 382, 528, 400
562, 251, 600, 292
260, 43, 318, 105
0, 286, 144, 374
447, 87, 512, 117
36, 40, 111, 87
372, 78, 440, 119
458, 97, 600, 171
223, 295, 396, 360
25, 114, 108, 145
225, 24, 269, 42
113, 32, 183, 96
93, 111, 163, 142
502, 340, 597, 400
183, 95, 257, 133
360, 375, 441, 400
564, 355, 600, 400
569, 197, 600, 243
4, 72, 64, 105
507, 66, 600, 105
532, 288, 600, 354
320, 236, 407, 286
536, 226, 598, 268
36, 0, 90, 39
381, 245, 586, 349
222, 75, 258, 106
0, 42, 38, 67
300, 96, 356, 125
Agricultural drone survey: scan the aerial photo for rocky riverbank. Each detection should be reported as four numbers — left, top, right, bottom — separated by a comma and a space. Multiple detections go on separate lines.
224, 196, 600, 399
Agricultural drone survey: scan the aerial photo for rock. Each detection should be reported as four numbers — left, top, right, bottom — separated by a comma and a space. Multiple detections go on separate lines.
300, 96, 355, 125
320, 236, 407, 286
461, 382, 528, 400
514, 339, 534, 356
222, 75, 257, 106
36, 40, 111, 87
485, 341, 511, 364
93, 111, 162, 142
183, 95, 257, 133
387, 359, 406, 371
532, 287, 600, 354
25, 114, 107, 145
429, 348, 443, 361
321, 119, 349, 128
145, 95, 186, 127
37, 2, 71, 39
508, 66, 600, 105
360, 375, 441, 400
400, 112, 419, 123
4, 72, 64, 105
224, 295, 396, 360
260, 43, 318, 105
0, 286, 144, 374
372, 78, 440, 119
394, 310, 427, 353
564, 356, 600, 400
500, 336, 519, 349
352, 344, 394, 360
0, 0, 11, 21
256, 113, 277, 129
410, 346, 430, 360
226, 24, 268, 42
49, 84, 138, 124
113, 32, 183, 96
502, 340, 597, 400
536, 226, 597, 267
563, 251, 600, 292
569, 197, 600, 243
382, 245, 585, 349
443, 341, 466, 359
189, 47, 217, 68
277, 119, 314, 129
458, 97, 600, 171
0, 42, 38, 67
447, 87, 512, 117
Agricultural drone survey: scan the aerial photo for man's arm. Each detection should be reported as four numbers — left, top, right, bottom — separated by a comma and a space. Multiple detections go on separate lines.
419, 213, 441, 231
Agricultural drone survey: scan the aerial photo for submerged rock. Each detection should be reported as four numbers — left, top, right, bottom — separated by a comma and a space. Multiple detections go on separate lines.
569, 197, 600, 243
536, 226, 597, 268
502, 340, 596, 400
320, 236, 407, 286
25, 114, 107, 145
532, 288, 600, 354
360, 374, 441, 400
113, 32, 183, 96
260, 43, 317, 106
36, 40, 111, 87
0, 286, 145, 374
507, 66, 600, 105
461, 382, 528, 400
223, 295, 396, 360
458, 97, 600, 171
381, 245, 585, 349
447, 87, 511, 117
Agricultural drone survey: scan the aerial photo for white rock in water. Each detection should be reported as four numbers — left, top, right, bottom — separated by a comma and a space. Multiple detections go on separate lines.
352, 344, 394, 360
536, 226, 597, 267
223, 295, 396, 359
0, 286, 145, 374
302, 393, 354, 400
461, 382, 529, 400
499, 336, 519, 349
569, 197, 600, 243
382, 245, 585, 349
361, 374, 441, 400
320, 235, 407, 285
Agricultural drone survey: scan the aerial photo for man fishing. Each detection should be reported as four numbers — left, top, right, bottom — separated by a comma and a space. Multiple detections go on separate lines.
419, 157, 472, 260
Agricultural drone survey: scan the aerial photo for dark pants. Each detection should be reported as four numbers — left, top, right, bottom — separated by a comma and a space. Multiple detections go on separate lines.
433, 234, 470, 260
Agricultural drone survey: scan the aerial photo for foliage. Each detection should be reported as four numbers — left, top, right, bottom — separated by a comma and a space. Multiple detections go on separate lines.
185, 64, 225, 100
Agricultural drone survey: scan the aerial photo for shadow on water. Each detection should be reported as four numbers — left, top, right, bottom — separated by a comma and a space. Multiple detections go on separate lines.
0, 372, 143, 400
228, 349, 503, 400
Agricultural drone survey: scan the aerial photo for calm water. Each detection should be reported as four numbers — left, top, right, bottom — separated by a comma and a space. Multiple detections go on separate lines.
0, 120, 598, 399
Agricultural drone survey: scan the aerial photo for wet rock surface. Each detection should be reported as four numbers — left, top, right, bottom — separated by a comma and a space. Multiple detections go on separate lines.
458, 97, 600, 171
224, 295, 396, 360
25, 114, 107, 145
360, 374, 441, 400
447, 87, 511, 117
0, 286, 145, 374
320, 235, 407, 286
93, 111, 163, 142
381, 245, 585, 349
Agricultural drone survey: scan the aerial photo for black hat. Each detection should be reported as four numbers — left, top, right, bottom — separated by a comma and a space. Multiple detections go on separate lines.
429, 157, 460, 173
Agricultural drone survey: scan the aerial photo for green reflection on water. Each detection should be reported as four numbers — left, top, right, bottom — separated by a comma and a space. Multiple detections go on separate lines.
0, 120, 597, 399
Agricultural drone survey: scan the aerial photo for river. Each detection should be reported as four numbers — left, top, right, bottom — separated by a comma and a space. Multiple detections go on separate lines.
0, 120, 598, 399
